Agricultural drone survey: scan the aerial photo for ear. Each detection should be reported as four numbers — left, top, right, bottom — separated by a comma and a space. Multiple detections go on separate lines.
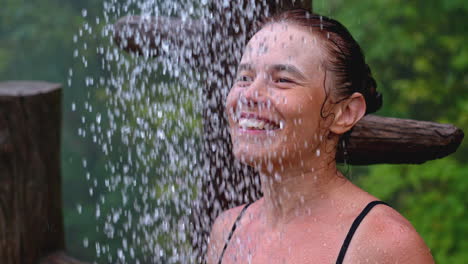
329, 92, 366, 135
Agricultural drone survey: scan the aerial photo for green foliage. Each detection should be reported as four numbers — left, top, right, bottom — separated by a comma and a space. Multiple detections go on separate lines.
1, 0, 466, 262
357, 159, 468, 263
316, 0, 467, 263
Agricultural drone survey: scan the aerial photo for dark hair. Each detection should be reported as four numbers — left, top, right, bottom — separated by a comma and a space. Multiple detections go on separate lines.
260, 8, 382, 115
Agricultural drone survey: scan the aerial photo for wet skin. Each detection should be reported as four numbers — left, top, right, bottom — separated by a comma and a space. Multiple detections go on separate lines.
225, 22, 327, 171
207, 23, 434, 264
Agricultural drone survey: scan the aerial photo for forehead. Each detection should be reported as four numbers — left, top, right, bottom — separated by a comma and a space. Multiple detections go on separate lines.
241, 23, 324, 69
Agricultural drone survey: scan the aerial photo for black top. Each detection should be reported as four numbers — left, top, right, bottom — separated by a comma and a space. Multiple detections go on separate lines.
217, 200, 389, 264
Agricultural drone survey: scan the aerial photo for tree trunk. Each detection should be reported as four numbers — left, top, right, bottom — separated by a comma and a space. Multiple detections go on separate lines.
0, 81, 64, 264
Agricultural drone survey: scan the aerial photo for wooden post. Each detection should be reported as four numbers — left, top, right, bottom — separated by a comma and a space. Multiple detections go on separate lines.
0, 81, 86, 264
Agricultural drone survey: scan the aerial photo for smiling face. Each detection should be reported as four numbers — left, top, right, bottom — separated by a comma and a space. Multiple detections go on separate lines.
226, 23, 332, 170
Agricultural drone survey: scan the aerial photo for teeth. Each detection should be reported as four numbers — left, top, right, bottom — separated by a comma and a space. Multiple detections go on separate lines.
239, 118, 265, 129
238, 118, 278, 130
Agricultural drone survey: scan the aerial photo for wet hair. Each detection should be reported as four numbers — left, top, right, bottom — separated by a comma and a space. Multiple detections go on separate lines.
260, 8, 382, 115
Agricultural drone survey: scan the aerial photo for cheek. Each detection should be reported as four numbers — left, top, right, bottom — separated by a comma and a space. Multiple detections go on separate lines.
225, 87, 239, 118
282, 96, 323, 141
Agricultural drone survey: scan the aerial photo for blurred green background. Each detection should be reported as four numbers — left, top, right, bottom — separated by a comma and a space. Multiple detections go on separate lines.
1, 0, 466, 263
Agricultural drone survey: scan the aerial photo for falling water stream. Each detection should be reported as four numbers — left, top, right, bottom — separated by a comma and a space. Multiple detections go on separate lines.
71, 1, 280, 263
64, 0, 465, 263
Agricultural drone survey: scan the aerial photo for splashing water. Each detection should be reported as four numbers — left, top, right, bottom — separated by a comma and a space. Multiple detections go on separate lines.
70, 0, 282, 262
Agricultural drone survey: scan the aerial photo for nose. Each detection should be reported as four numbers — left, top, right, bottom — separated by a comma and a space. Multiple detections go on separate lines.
240, 75, 269, 107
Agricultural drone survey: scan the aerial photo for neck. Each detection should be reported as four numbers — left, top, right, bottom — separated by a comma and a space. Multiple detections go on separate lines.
258, 154, 348, 229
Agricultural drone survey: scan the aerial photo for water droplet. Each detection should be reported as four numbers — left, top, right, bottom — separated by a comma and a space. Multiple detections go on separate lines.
96, 113, 101, 124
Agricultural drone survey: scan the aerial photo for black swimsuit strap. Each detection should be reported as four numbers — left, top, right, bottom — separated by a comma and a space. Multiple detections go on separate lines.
335, 200, 390, 264
217, 203, 253, 264
217, 201, 388, 264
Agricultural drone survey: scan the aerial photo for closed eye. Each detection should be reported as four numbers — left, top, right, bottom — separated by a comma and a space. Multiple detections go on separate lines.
235, 74, 255, 87
277, 78, 292, 83
273, 77, 294, 84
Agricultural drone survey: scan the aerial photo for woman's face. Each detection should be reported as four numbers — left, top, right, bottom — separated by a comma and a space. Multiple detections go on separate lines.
226, 23, 330, 169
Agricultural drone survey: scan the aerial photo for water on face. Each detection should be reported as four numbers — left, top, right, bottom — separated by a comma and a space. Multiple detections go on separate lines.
70, 0, 279, 263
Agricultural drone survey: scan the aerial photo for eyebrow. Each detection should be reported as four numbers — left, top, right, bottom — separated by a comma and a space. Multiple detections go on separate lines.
270, 64, 307, 80
237, 63, 307, 80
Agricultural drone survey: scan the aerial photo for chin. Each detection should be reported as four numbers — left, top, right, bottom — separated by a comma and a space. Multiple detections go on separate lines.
233, 145, 262, 165
231, 140, 281, 170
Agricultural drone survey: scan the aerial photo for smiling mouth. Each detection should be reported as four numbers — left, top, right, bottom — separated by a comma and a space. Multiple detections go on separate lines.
237, 113, 283, 131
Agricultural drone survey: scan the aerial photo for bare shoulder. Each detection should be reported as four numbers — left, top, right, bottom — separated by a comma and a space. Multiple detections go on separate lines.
206, 204, 248, 264
347, 204, 435, 264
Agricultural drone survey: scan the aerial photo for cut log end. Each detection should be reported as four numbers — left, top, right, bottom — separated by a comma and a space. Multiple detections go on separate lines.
336, 115, 465, 165
113, 16, 153, 55
113, 15, 203, 56
0, 81, 61, 97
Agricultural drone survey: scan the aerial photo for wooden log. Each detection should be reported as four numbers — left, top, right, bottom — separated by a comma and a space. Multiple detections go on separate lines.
338, 115, 464, 165
113, 0, 312, 59
112, 17, 464, 165
113, 16, 204, 58
0, 81, 64, 264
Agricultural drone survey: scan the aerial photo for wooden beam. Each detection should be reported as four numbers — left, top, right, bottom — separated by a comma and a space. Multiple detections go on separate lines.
338, 115, 464, 165
113, 16, 203, 58
112, 16, 464, 165
113, 0, 312, 58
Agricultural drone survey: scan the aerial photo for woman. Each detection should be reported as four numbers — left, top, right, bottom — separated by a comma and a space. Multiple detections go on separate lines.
207, 9, 434, 264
